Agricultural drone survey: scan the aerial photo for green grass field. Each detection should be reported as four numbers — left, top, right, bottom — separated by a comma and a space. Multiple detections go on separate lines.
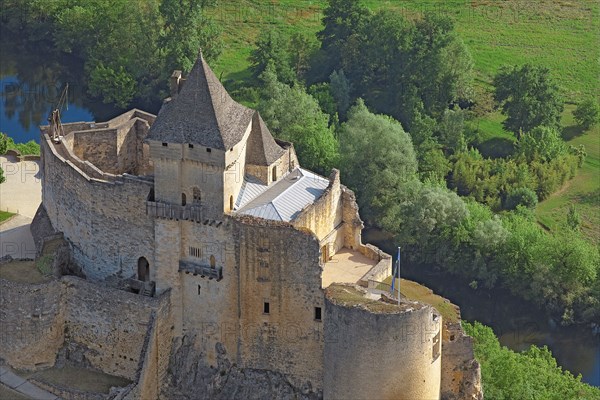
208, 0, 599, 244
209, 0, 599, 101
536, 105, 600, 245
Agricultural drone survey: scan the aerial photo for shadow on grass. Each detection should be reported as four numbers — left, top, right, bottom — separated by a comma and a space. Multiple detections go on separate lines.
476, 137, 515, 158
562, 124, 585, 141
576, 188, 600, 206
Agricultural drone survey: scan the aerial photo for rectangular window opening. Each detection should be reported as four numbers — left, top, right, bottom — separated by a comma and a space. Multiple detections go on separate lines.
188, 144, 194, 149
263, 302, 270, 314
197, 285, 201, 295
315, 307, 322, 321
206, 148, 212, 153
162, 142, 168, 147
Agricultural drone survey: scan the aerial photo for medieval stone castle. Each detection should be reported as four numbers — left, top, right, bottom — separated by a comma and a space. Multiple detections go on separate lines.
0, 56, 481, 399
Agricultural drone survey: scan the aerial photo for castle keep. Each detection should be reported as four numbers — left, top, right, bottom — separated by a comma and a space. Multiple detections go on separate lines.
1, 55, 482, 399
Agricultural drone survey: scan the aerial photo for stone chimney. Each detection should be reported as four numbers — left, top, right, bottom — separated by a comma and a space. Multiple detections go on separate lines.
170, 70, 183, 98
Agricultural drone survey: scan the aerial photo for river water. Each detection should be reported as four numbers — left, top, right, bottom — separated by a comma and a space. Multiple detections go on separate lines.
1, 32, 598, 388
363, 228, 600, 387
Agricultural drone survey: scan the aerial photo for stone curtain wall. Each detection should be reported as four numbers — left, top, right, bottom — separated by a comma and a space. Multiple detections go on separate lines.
41, 136, 155, 281
0, 279, 65, 370
293, 170, 343, 251
0, 276, 160, 382
62, 276, 159, 380
324, 293, 442, 400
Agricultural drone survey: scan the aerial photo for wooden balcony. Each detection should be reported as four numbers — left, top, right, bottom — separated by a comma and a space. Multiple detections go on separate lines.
146, 201, 203, 222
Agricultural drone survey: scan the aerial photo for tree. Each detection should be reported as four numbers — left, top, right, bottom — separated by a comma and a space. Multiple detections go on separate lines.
566, 204, 581, 231
464, 321, 600, 400
436, 108, 466, 154
0, 133, 7, 155
329, 69, 352, 120
494, 64, 563, 137
0, 167, 4, 184
88, 63, 136, 108
518, 126, 566, 162
317, 0, 370, 75
159, 0, 222, 74
250, 30, 295, 84
258, 65, 338, 173
504, 187, 538, 210
338, 99, 417, 222
573, 98, 600, 131
289, 32, 318, 80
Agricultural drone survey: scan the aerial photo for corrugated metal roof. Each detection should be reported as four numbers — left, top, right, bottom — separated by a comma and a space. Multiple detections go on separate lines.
235, 168, 330, 222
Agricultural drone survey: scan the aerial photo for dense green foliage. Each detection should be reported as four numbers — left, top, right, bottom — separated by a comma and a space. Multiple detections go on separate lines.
449, 147, 579, 209
0, 133, 40, 156
573, 98, 600, 131
316, 5, 474, 130
338, 100, 417, 222
464, 321, 600, 400
493, 64, 564, 137
258, 65, 338, 174
0, 0, 222, 108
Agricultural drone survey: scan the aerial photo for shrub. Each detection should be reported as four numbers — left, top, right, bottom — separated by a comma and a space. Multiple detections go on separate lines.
504, 187, 538, 210
573, 98, 600, 130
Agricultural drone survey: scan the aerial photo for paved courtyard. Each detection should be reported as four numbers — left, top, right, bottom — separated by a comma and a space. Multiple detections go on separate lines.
0, 155, 41, 258
321, 248, 378, 288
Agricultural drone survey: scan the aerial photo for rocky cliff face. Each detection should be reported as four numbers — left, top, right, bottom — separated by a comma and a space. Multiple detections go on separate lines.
162, 335, 322, 400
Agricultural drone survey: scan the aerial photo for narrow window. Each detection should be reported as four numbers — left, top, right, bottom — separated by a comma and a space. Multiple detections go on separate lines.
188, 143, 194, 149
162, 142, 168, 147
432, 331, 441, 361
315, 307, 322, 321
206, 148, 212, 153
210, 255, 216, 269
272, 165, 277, 181
263, 302, 270, 314
197, 285, 201, 295
230, 148, 234, 152
193, 188, 201, 204
182, 193, 187, 206
229, 195, 234, 211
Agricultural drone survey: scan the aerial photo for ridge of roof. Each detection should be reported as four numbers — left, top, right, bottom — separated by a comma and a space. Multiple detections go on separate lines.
246, 111, 285, 166
146, 53, 254, 150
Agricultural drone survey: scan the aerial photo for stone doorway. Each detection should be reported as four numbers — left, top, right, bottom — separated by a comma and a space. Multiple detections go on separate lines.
137, 257, 149, 282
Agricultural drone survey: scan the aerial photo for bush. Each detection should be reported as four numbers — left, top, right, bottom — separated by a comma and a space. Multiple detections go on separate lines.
1, 134, 41, 155
573, 98, 600, 130
464, 321, 600, 399
504, 187, 538, 210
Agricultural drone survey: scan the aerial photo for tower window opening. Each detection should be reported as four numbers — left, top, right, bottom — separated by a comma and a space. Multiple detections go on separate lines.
315, 307, 322, 321
197, 285, 201, 295
182, 193, 187, 206
272, 165, 277, 181
162, 142, 168, 147
229, 195, 234, 211
189, 144, 194, 149
193, 188, 201, 204
206, 148, 212, 153
263, 302, 270, 314
210, 255, 216, 269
